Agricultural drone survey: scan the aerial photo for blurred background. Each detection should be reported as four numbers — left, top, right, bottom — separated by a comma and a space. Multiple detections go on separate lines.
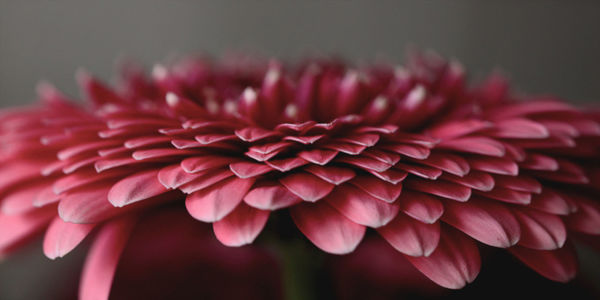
0, 1, 599, 299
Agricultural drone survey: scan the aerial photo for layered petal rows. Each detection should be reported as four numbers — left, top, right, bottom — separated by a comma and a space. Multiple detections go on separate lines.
0, 53, 599, 296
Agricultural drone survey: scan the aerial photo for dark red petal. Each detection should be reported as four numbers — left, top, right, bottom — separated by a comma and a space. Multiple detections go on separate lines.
406, 227, 480, 289
405, 178, 471, 202
442, 199, 521, 248
350, 175, 403, 203
438, 137, 505, 157
513, 208, 566, 250
509, 243, 577, 283
243, 181, 301, 210
291, 201, 365, 254
326, 185, 400, 228
279, 172, 334, 202
378, 214, 440, 256
304, 165, 356, 185
213, 203, 269, 246
185, 177, 255, 222
397, 190, 444, 224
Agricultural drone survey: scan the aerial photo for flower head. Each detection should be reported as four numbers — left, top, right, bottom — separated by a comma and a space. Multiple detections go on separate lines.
0, 53, 599, 298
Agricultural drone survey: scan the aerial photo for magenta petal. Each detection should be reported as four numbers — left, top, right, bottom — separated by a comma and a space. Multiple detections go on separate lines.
185, 177, 255, 222
304, 165, 356, 185
350, 175, 403, 203
418, 153, 470, 177
406, 227, 480, 289
43, 217, 96, 259
405, 178, 471, 202
0, 207, 55, 253
438, 136, 506, 157
298, 148, 338, 165
442, 198, 521, 248
157, 164, 199, 189
397, 190, 444, 224
509, 243, 577, 283
493, 174, 541, 194
178, 168, 234, 194
291, 201, 365, 254
79, 216, 137, 300
108, 170, 168, 207
564, 195, 600, 235
378, 214, 440, 257
491, 118, 549, 139
326, 185, 400, 228
530, 188, 571, 215
180, 155, 233, 173
279, 172, 334, 202
469, 156, 519, 176
441, 171, 495, 192
213, 203, 269, 247
513, 208, 566, 250
243, 181, 301, 210
229, 161, 273, 178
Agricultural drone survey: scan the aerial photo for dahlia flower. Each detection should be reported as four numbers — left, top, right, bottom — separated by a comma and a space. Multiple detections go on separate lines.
0, 53, 599, 299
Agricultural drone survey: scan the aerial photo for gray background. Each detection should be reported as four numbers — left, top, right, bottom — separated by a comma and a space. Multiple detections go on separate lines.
0, 1, 599, 299
1, 1, 599, 106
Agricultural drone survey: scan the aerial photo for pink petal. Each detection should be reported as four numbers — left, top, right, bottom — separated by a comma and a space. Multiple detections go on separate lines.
178, 168, 234, 194
395, 162, 442, 180
79, 216, 137, 300
405, 178, 471, 202
350, 175, 403, 203
530, 188, 571, 215
290, 201, 365, 254
108, 170, 168, 207
326, 185, 400, 228
476, 187, 531, 205
337, 155, 392, 173
513, 208, 566, 250
490, 118, 549, 139
185, 177, 255, 222
509, 244, 577, 283
564, 195, 600, 235
428, 119, 492, 139
229, 161, 273, 178
378, 214, 440, 256
397, 190, 444, 224
243, 181, 301, 210
298, 149, 338, 165
368, 168, 408, 184
417, 153, 470, 177
0, 207, 55, 253
438, 137, 506, 157
304, 165, 356, 185
279, 172, 334, 202
213, 203, 270, 247
493, 174, 541, 194
383, 143, 431, 160
43, 217, 96, 259
440, 171, 495, 192
469, 156, 519, 176
406, 227, 480, 289
234, 127, 279, 142
519, 153, 559, 171
442, 198, 521, 248
157, 164, 200, 189
181, 155, 234, 173
265, 157, 308, 172
1, 183, 49, 215
53, 168, 131, 195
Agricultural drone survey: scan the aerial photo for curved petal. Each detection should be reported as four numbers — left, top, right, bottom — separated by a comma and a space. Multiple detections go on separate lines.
378, 214, 440, 257
513, 208, 566, 250
326, 185, 400, 228
108, 170, 168, 207
279, 172, 334, 202
213, 203, 269, 247
509, 243, 577, 283
43, 217, 96, 259
291, 201, 365, 254
406, 227, 480, 289
185, 177, 255, 222
79, 216, 137, 300
442, 198, 521, 248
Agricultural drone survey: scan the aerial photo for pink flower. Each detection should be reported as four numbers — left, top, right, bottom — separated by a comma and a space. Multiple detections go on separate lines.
0, 53, 599, 298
